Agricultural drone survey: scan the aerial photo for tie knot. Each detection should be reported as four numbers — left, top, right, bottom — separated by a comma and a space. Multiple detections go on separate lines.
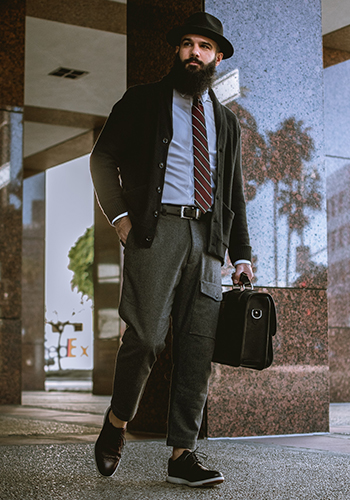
194, 95, 202, 106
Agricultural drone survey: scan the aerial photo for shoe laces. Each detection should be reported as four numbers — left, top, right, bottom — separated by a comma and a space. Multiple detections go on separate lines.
109, 429, 126, 455
184, 449, 208, 467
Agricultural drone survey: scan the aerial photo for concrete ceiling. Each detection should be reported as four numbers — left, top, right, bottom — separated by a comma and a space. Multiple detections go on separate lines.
322, 0, 350, 68
23, 1, 126, 176
23, 0, 350, 177
322, 0, 350, 34
25, 17, 126, 117
24, 121, 87, 158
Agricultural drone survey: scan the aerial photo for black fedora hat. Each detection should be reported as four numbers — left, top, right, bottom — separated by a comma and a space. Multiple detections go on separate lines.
166, 12, 234, 59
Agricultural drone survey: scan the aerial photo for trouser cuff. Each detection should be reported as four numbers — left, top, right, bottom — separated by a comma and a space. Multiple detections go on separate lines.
110, 404, 131, 423
166, 436, 197, 450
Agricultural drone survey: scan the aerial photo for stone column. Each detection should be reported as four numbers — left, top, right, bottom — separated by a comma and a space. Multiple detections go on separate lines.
324, 55, 350, 402
92, 195, 122, 395
206, 0, 329, 436
22, 173, 46, 390
0, 0, 25, 404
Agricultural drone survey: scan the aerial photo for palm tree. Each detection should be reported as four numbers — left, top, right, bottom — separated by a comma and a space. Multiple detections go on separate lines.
230, 102, 268, 201
267, 118, 319, 285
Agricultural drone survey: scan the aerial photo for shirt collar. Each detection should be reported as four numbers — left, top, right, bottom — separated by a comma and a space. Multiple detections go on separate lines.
174, 88, 211, 103
200, 89, 210, 102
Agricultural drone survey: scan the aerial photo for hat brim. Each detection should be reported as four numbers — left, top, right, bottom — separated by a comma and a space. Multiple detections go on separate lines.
166, 25, 234, 59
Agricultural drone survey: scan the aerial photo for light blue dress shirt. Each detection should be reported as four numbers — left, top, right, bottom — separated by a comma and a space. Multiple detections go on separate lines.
112, 88, 250, 267
162, 89, 216, 205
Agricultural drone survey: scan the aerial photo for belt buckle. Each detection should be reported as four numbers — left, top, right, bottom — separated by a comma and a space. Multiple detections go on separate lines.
180, 206, 193, 219
179, 206, 201, 220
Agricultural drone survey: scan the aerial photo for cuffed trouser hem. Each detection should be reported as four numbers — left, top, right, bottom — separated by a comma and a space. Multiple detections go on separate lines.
110, 406, 131, 423
166, 437, 197, 450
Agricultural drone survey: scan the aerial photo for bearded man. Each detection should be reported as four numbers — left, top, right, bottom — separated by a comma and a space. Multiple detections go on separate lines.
90, 11, 253, 487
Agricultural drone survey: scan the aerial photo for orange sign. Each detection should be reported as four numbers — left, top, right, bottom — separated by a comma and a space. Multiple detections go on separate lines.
67, 338, 77, 357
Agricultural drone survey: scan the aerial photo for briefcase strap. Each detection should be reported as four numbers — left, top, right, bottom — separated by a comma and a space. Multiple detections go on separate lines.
226, 272, 254, 291
240, 272, 253, 290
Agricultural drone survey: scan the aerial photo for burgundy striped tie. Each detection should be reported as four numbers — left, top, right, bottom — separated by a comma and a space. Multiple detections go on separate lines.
192, 96, 212, 213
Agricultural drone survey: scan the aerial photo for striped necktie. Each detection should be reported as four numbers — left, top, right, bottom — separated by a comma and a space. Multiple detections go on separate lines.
192, 96, 212, 213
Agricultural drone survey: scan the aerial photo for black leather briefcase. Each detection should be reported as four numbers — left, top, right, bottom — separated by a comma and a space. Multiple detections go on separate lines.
213, 275, 277, 370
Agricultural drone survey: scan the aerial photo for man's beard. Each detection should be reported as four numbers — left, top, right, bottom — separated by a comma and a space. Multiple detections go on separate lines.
168, 53, 217, 96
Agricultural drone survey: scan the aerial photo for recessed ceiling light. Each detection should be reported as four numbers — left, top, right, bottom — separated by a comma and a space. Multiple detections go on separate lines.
48, 67, 89, 79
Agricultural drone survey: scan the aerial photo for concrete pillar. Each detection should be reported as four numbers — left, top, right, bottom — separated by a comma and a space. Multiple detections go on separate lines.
324, 57, 350, 402
22, 172, 46, 390
0, 0, 25, 404
206, 0, 329, 436
92, 194, 122, 395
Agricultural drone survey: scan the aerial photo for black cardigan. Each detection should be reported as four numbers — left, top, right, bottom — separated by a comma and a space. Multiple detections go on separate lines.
90, 74, 251, 264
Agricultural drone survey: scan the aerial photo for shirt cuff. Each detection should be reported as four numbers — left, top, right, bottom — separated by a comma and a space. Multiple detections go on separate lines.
112, 212, 128, 225
234, 259, 251, 266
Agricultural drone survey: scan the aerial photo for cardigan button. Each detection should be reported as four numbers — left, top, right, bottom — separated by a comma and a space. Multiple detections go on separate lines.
162, 138, 169, 144
159, 162, 164, 168
154, 210, 159, 217
156, 186, 162, 193
145, 236, 152, 242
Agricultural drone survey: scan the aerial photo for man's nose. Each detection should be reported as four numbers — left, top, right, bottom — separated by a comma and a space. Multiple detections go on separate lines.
191, 45, 200, 57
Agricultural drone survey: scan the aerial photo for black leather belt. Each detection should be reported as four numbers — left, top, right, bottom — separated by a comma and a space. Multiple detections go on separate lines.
161, 204, 202, 220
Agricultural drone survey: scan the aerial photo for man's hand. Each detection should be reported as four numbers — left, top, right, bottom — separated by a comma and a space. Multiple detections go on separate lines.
232, 263, 254, 285
114, 216, 132, 245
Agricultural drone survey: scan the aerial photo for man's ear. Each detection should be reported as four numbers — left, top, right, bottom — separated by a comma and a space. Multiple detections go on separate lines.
175, 46, 179, 54
215, 52, 224, 67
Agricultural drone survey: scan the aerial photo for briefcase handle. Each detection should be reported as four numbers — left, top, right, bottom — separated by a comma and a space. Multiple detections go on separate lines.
232, 272, 254, 291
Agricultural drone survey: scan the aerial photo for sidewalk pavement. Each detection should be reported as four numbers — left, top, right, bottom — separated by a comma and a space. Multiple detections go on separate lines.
1, 391, 350, 499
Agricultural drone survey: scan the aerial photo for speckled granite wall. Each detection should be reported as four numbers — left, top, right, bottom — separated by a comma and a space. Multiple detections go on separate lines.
0, 1, 25, 107
206, 0, 329, 435
0, 109, 24, 404
329, 327, 350, 402
208, 0, 326, 289
0, 1, 25, 404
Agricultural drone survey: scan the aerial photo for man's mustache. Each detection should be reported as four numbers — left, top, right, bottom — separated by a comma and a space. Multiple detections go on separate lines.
184, 57, 203, 67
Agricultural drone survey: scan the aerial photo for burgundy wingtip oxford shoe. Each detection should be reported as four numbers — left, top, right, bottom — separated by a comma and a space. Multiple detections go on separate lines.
94, 407, 126, 477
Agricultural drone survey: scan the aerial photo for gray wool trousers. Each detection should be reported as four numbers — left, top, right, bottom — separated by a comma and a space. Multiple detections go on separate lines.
111, 212, 222, 449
